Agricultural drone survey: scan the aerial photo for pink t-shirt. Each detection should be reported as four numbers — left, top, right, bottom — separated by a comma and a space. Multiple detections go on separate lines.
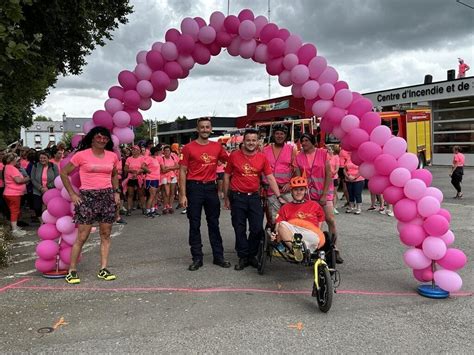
453, 153, 465, 167
3, 164, 26, 196
20, 159, 29, 169
41, 166, 48, 187
144, 155, 163, 180
162, 155, 179, 180
345, 159, 365, 182
125, 156, 145, 178
0, 162, 4, 188
70, 149, 119, 190
329, 155, 340, 179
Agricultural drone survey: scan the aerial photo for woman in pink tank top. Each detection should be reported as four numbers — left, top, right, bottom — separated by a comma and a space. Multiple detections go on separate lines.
450, 145, 465, 198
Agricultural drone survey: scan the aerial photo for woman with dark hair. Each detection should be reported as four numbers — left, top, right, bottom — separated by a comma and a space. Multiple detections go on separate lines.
124, 145, 145, 215
450, 145, 465, 198
30, 151, 59, 223
160, 145, 179, 214
60, 126, 121, 284
143, 146, 163, 217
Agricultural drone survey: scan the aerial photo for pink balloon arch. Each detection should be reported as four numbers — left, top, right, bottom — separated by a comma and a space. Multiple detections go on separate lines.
36, 9, 467, 292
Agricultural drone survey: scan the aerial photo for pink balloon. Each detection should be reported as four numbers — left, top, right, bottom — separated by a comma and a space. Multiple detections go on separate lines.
399, 223, 426, 247
104, 98, 123, 116
334, 81, 349, 91
350, 151, 363, 166
301, 80, 320, 100
37, 223, 61, 241
238, 20, 256, 40
48, 197, 72, 218
284, 34, 302, 55
423, 214, 449, 236
398, 153, 418, 172
417, 195, 440, 217
53, 175, 64, 190
215, 31, 233, 47
93, 110, 114, 129
118, 70, 137, 90
308, 56, 327, 80
383, 185, 405, 205
404, 178, 427, 200
177, 55, 195, 71
297, 43, 317, 65
332, 126, 346, 140
312, 100, 333, 117
41, 210, 57, 224
113, 127, 134, 144
260, 23, 278, 43
348, 98, 373, 117
42, 188, 62, 205
194, 16, 207, 28
123, 90, 141, 109
267, 38, 285, 58
347, 128, 369, 149
318, 66, 338, 85
340, 114, 360, 133
192, 43, 211, 64
389, 167, 411, 187
374, 154, 398, 176
283, 53, 299, 70
334, 89, 353, 109
198, 25, 217, 44
59, 246, 73, 265
128, 110, 143, 127
150, 71, 170, 90
254, 16, 268, 37
146, 50, 164, 70
413, 266, 433, 282
370, 125, 392, 146
36, 240, 59, 260
437, 208, 451, 222
439, 230, 455, 246
181, 17, 199, 41
403, 248, 432, 270
318, 83, 335, 100
61, 229, 78, 246
162, 42, 179, 61
383, 137, 407, 159
411, 169, 433, 187
224, 15, 241, 34
290, 64, 309, 85
437, 248, 467, 271
238, 8, 255, 21
368, 175, 391, 195
136, 80, 154, 98
359, 162, 376, 179
71, 134, 83, 149
164, 61, 184, 79
151, 88, 167, 102
61, 186, 79, 202
239, 39, 257, 59
359, 111, 381, 134
254, 43, 268, 63
165, 28, 181, 43
167, 79, 179, 92
394, 198, 418, 222
278, 70, 292, 87
136, 50, 147, 64
35, 258, 57, 273
422, 236, 447, 260
358, 141, 382, 162
134, 63, 152, 81
266, 57, 284, 76
114, 110, 132, 128
209, 11, 226, 31
176, 34, 195, 56
56, 215, 76, 234
291, 84, 303, 98
434, 270, 463, 292
324, 107, 346, 126
83, 120, 96, 134
108, 86, 124, 100
425, 187, 443, 203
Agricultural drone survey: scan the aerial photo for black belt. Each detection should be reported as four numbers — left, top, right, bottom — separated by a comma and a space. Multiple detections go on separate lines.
187, 180, 216, 185
231, 190, 259, 196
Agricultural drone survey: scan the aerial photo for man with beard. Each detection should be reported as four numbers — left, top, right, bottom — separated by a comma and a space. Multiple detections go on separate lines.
224, 129, 283, 271
179, 117, 231, 271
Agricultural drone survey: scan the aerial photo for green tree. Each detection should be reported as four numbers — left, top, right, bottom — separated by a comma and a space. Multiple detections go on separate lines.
0, 0, 133, 139
133, 119, 152, 142
33, 115, 51, 121
175, 115, 188, 122
61, 132, 74, 149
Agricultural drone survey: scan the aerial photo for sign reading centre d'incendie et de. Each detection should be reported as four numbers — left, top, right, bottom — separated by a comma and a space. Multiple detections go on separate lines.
364, 77, 474, 106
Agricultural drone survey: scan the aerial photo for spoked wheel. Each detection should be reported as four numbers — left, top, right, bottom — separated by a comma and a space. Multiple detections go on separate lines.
312, 264, 333, 313
257, 231, 269, 275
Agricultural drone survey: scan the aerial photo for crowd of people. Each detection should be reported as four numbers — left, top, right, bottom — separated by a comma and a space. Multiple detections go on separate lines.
0, 119, 467, 283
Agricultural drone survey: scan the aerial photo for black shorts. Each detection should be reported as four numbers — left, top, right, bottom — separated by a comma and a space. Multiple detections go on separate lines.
217, 172, 224, 181
338, 167, 345, 180
127, 179, 139, 188
333, 178, 339, 188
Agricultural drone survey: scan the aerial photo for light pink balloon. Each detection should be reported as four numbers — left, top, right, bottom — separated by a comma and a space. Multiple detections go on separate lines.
181, 17, 199, 41
308, 56, 327, 80
332, 126, 346, 139
367, 175, 390, 195
284, 34, 302, 55
112, 111, 131, 128
434, 270, 463, 292
399, 223, 426, 247
318, 66, 338, 85
398, 153, 418, 172
254, 15, 268, 37
283, 53, 299, 70
151, 41, 163, 51
359, 162, 376, 179
334, 89, 353, 109
423, 215, 449, 236
374, 154, 398, 176
437, 248, 467, 271
312, 100, 333, 117
411, 169, 433, 187
383, 137, 407, 159
417, 195, 440, 217
54, 175, 64, 189
301, 80, 320, 100
370, 125, 392, 146
104, 98, 123, 115
42, 210, 57, 224
239, 39, 257, 59
113, 127, 134, 144
118, 70, 137, 90
209, 11, 226, 31
290, 64, 310, 85
177, 55, 195, 71
83, 120, 96, 134
35, 258, 57, 273
422, 236, 447, 260
61, 229, 78, 246
56, 215, 76, 234
425, 187, 443, 203
198, 25, 217, 44
278, 70, 293, 87
136, 50, 147, 64
389, 167, 411, 187
340, 114, 360, 133
238, 20, 256, 40
162, 42, 179, 61
136, 80, 154, 98
404, 178, 427, 200
61, 185, 79, 202
254, 43, 268, 63
134, 63, 152, 81
403, 248, 432, 270
439, 230, 455, 246
394, 198, 418, 222
318, 83, 335, 100
291, 84, 303, 98
358, 141, 382, 162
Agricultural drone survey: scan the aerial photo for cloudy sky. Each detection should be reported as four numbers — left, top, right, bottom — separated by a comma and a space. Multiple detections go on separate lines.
36, 0, 474, 122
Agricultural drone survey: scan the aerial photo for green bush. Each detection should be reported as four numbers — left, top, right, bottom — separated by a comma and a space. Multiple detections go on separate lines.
0, 224, 12, 268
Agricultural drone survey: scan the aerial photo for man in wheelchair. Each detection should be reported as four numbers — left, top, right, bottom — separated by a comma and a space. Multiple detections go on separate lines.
272, 175, 326, 262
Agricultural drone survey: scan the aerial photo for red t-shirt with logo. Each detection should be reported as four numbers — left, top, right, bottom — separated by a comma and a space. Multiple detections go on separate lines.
225, 150, 272, 193
180, 140, 228, 181
275, 200, 325, 226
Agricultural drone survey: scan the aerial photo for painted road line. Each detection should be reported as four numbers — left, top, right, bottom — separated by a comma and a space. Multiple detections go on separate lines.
0, 278, 31, 293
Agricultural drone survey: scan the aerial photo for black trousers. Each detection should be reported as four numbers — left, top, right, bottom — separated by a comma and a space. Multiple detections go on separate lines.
0, 187, 10, 220
451, 167, 464, 193
186, 181, 224, 262
229, 191, 264, 259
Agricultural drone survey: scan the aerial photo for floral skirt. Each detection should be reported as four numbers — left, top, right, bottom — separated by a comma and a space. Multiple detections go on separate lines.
74, 188, 116, 225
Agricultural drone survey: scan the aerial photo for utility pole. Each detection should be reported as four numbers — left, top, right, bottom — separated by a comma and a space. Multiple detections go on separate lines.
268, 0, 271, 99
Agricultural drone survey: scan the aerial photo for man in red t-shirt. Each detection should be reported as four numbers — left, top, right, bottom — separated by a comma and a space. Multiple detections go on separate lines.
179, 117, 231, 271
224, 129, 283, 270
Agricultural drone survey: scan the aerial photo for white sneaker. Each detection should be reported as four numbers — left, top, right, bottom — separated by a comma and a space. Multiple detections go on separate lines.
354, 208, 362, 215
345, 207, 353, 213
386, 210, 394, 217
12, 229, 27, 237
181, 208, 187, 214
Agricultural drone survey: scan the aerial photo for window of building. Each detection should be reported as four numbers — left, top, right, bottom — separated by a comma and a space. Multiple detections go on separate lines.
48, 126, 54, 133
36, 125, 41, 130
75, 124, 81, 128
34, 135, 41, 143
49, 135, 55, 142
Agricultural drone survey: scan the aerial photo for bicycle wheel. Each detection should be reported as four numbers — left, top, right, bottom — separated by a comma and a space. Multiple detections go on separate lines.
312, 264, 333, 313
257, 232, 269, 275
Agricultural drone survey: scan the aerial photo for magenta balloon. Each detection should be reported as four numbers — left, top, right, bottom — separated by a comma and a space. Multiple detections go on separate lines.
164, 61, 184, 79
42, 210, 57, 224
399, 224, 426, 247
318, 66, 338, 85
383, 137, 407, 159
42, 188, 62, 205
438, 208, 451, 222
260, 23, 278, 43
266, 57, 284, 76
254, 16, 268, 37
411, 169, 433, 186
162, 42, 179, 61
382, 186, 404, 205
151, 88, 167, 102
434, 269, 463, 292
283, 53, 299, 70
290, 64, 310, 85
176, 34, 195, 55
423, 214, 449, 236
167, 79, 179, 92
389, 167, 411, 187
113, 127, 134, 144
104, 98, 123, 116
318, 83, 335, 100
56, 215, 76, 234
71, 134, 83, 149
134, 63, 152, 81
215, 31, 233, 47
359, 162, 376, 179
351, 151, 363, 166
374, 154, 398, 176
358, 141, 382, 162
267, 38, 285, 58
181, 17, 199, 41
340, 114, 360, 133
422, 236, 447, 260
59, 246, 72, 265
439, 230, 455, 246
437, 248, 467, 271
332, 126, 346, 140
83, 120, 96, 134
61, 229, 78, 246
118, 70, 137, 90
208, 42, 222, 57
35, 258, 57, 273
301, 80, 320, 100
239, 39, 257, 59
194, 16, 206, 28
146, 50, 164, 70
277, 28, 290, 41
413, 266, 433, 282
417, 195, 440, 217
404, 178, 427, 200
403, 248, 432, 270
278, 70, 292, 87
312, 100, 333, 117
36, 240, 59, 260
367, 175, 390, 195
139, 97, 151, 110
54, 175, 64, 189
37, 223, 61, 241
425, 187, 443, 203
128, 110, 143, 126
198, 25, 217, 44
48, 197, 73, 218
209, 11, 226, 31
123, 90, 141, 109
254, 43, 268, 63
238, 8, 255, 21
112, 111, 131, 128
397, 153, 418, 172
297, 43, 317, 65
165, 28, 181, 43
370, 125, 392, 146
394, 198, 418, 222
348, 98, 373, 117
92, 110, 113, 129
334, 89, 353, 109
193, 43, 211, 64
224, 15, 240, 34
238, 20, 256, 40
359, 111, 381, 134
150, 71, 170, 90
284, 34, 302, 55
324, 107, 346, 126
136, 80, 154, 98
334, 81, 349, 91
347, 128, 369, 149
291, 84, 303, 98
108, 86, 124, 100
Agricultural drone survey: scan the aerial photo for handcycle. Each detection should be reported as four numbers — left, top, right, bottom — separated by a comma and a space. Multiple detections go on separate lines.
256, 227, 340, 313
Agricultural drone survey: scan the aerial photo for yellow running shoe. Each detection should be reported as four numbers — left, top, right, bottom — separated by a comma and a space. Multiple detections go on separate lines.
97, 268, 116, 281
65, 271, 80, 284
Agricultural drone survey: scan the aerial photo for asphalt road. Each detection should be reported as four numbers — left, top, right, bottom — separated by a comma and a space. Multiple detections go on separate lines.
0, 166, 472, 353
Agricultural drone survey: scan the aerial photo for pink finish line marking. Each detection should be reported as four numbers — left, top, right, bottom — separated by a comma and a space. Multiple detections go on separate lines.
6, 283, 473, 297
0, 278, 32, 293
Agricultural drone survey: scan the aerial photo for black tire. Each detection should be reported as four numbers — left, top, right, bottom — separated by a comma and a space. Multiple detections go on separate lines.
418, 153, 426, 169
313, 264, 333, 313
257, 232, 269, 275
